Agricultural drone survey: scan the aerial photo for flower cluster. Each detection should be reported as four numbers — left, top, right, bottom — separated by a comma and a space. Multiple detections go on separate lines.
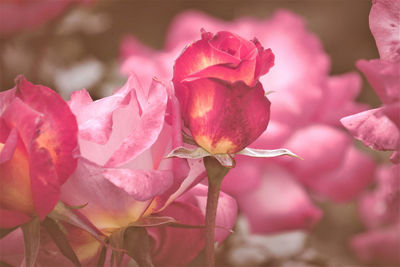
0, 1, 398, 266
120, 10, 376, 236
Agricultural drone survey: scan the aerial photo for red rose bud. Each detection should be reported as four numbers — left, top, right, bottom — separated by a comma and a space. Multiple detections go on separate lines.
173, 30, 273, 154
0, 76, 79, 228
182, 78, 270, 154
173, 30, 274, 119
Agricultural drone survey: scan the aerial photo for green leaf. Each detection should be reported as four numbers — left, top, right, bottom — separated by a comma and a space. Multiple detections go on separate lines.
109, 228, 127, 267
166, 146, 210, 159
236, 147, 302, 159
65, 203, 88, 210
96, 244, 107, 267
21, 217, 40, 267
48, 202, 103, 243
0, 227, 17, 239
124, 227, 154, 267
42, 217, 81, 267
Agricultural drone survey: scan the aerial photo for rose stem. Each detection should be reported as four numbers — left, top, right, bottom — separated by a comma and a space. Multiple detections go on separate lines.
204, 156, 229, 267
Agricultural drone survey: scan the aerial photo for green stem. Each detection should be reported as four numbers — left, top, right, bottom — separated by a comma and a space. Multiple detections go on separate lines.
204, 156, 229, 267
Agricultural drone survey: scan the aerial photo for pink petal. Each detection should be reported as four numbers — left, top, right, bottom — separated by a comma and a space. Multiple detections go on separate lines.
384, 103, 400, 128
0, 208, 32, 229
316, 72, 367, 126
284, 125, 351, 181
68, 84, 130, 146
102, 168, 174, 201
184, 78, 270, 154
60, 158, 153, 230
0, 228, 24, 266
358, 165, 400, 229
221, 155, 263, 196
105, 77, 168, 167
15, 76, 79, 185
351, 225, 400, 265
0, 0, 74, 35
1, 96, 59, 221
341, 107, 399, 151
309, 146, 375, 202
177, 184, 238, 243
356, 59, 400, 104
369, 0, 400, 62
147, 201, 205, 267
238, 164, 322, 234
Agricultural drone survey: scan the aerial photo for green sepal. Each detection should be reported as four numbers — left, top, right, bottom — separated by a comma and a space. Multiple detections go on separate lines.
236, 147, 302, 159
21, 217, 40, 267
42, 217, 81, 267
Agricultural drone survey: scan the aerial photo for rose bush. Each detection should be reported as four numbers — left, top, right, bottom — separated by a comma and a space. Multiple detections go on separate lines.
0, 75, 78, 228
172, 30, 274, 154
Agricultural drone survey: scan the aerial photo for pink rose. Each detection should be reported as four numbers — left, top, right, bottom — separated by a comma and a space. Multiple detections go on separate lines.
173, 30, 274, 154
0, 0, 94, 35
0, 76, 78, 228
57, 75, 237, 266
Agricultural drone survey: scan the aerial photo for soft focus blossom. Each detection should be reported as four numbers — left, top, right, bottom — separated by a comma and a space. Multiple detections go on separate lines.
0, 0, 94, 35
0, 75, 78, 228
351, 165, 400, 265
341, 0, 400, 164
172, 30, 274, 154
57, 75, 237, 266
120, 10, 375, 235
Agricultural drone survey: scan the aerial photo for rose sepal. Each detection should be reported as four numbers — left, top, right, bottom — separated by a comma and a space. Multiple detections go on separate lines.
167, 145, 301, 168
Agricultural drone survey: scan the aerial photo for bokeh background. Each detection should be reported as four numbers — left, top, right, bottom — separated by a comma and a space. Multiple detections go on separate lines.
0, 1, 391, 266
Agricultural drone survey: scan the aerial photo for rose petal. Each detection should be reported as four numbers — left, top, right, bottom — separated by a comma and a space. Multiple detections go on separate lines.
177, 184, 238, 243
351, 226, 400, 265
284, 125, 351, 181
102, 168, 174, 202
15, 76, 78, 185
356, 59, 400, 104
341, 108, 399, 151
147, 201, 205, 267
238, 164, 322, 234
184, 78, 270, 154
105, 77, 168, 167
369, 0, 400, 62
68, 84, 130, 146
317, 72, 367, 126
309, 146, 375, 202
60, 158, 153, 230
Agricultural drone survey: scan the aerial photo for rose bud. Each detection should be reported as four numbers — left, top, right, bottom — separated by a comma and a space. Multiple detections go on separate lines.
173, 30, 274, 154
173, 30, 274, 118
0, 76, 79, 228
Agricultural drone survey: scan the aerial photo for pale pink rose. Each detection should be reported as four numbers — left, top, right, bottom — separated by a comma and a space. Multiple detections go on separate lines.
351, 165, 400, 265
119, 10, 374, 235
56, 75, 237, 266
341, 0, 400, 163
0, 0, 94, 35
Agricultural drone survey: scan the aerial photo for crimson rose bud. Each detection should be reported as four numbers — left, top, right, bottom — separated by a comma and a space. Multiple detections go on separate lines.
0, 76, 79, 228
173, 30, 274, 154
